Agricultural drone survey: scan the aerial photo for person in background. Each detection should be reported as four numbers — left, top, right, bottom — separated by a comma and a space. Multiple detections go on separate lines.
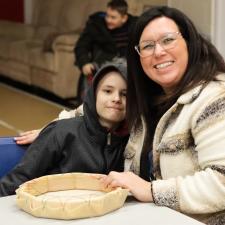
100, 6, 225, 225
75, 0, 137, 100
0, 61, 128, 196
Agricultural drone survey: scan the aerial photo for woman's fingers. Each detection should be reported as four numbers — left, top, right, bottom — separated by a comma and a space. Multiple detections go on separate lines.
89, 173, 106, 180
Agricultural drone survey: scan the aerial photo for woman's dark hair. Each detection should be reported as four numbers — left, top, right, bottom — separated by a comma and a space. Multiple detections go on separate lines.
126, 6, 225, 179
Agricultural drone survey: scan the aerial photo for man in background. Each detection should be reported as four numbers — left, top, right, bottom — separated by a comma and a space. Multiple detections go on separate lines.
75, 0, 137, 100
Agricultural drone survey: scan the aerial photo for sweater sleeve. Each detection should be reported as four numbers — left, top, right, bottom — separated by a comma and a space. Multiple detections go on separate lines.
74, 21, 94, 69
0, 122, 61, 197
152, 95, 225, 214
57, 105, 83, 120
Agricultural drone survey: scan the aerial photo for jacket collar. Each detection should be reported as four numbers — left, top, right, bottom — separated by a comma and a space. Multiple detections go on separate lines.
177, 74, 225, 105
177, 84, 203, 105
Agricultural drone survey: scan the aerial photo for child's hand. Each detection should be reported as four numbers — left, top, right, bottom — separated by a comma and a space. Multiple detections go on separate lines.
14, 129, 41, 145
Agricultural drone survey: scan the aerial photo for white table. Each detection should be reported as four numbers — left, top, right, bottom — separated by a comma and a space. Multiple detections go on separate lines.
0, 195, 205, 225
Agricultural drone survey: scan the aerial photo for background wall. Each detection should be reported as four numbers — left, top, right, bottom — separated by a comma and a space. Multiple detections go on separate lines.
212, 0, 225, 59
168, 0, 225, 59
168, 0, 212, 38
0, 0, 168, 24
24, 0, 34, 24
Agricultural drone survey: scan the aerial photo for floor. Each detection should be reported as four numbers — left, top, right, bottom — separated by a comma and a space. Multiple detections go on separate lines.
0, 83, 65, 136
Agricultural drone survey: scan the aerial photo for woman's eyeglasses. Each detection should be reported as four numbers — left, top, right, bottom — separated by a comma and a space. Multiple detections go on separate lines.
135, 32, 181, 58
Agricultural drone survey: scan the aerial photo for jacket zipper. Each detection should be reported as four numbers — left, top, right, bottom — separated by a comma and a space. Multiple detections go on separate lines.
103, 133, 111, 173
107, 132, 111, 145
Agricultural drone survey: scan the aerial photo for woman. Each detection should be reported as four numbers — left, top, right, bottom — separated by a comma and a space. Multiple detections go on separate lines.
0, 61, 129, 196
101, 6, 225, 224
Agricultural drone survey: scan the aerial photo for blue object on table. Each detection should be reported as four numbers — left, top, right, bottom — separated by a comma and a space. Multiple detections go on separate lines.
0, 137, 26, 178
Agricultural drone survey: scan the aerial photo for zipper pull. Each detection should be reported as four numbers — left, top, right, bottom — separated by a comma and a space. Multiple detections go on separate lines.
107, 133, 111, 145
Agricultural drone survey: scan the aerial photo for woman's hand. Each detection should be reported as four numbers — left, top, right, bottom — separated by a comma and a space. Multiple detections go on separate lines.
101, 171, 153, 202
14, 129, 41, 145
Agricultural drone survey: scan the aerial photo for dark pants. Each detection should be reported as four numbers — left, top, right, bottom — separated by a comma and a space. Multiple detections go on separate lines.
77, 73, 93, 102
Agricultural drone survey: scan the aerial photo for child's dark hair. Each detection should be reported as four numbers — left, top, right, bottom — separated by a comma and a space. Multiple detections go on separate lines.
107, 0, 128, 15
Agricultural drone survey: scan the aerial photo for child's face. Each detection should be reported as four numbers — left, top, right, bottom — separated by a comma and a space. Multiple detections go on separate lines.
105, 7, 127, 30
96, 71, 127, 129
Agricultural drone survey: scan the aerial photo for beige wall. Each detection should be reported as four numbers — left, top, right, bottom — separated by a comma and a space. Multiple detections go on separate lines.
168, 0, 213, 39
212, 0, 225, 59
25, 0, 168, 23
24, 0, 34, 24
129, 0, 167, 12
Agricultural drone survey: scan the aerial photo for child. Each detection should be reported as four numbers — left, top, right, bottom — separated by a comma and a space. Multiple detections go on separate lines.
0, 61, 128, 196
